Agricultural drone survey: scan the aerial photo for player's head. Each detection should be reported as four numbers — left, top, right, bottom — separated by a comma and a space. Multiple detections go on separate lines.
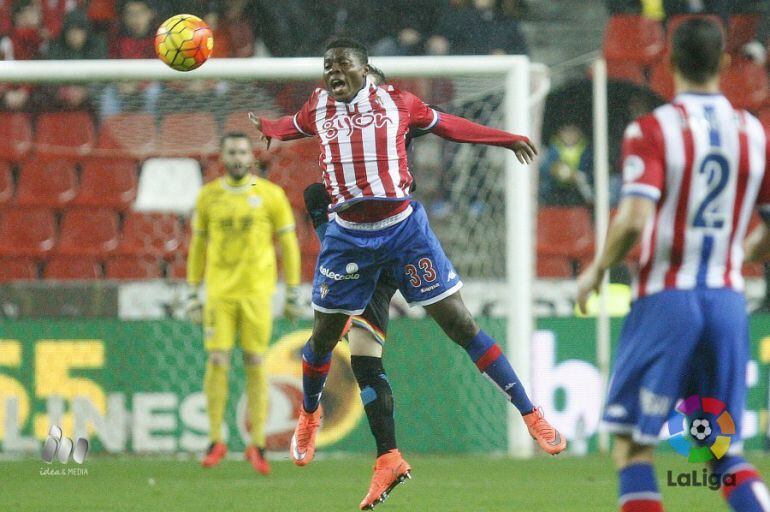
323, 38, 370, 102
671, 18, 727, 87
220, 132, 254, 180
368, 65, 386, 86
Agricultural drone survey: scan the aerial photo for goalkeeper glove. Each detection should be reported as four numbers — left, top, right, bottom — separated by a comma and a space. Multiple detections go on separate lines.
184, 285, 203, 325
284, 286, 302, 321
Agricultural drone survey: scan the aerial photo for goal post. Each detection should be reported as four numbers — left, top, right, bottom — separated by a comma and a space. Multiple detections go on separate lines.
0, 55, 541, 457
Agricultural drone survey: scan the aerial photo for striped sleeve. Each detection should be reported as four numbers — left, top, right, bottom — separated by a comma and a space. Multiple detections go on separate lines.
620, 114, 665, 203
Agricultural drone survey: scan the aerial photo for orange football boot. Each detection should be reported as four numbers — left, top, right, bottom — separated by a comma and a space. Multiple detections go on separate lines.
523, 406, 567, 455
201, 441, 227, 468
359, 449, 412, 510
290, 406, 322, 466
245, 445, 270, 475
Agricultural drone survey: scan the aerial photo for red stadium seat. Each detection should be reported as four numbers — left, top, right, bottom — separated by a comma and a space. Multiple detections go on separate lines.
72, 159, 138, 210
649, 58, 674, 101
105, 254, 163, 280
167, 254, 187, 279
203, 160, 226, 183
96, 113, 157, 160
537, 256, 573, 278
0, 161, 14, 207
15, 158, 78, 208
267, 139, 323, 209
743, 262, 765, 278
0, 257, 38, 282
116, 211, 182, 258
57, 208, 120, 257
726, 14, 762, 54
720, 57, 768, 110
0, 208, 57, 258
536, 207, 594, 259
223, 111, 273, 155
44, 257, 102, 280
0, 113, 33, 162
35, 111, 96, 159
606, 60, 646, 85
159, 113, 219, 157
603, 15, 665, 64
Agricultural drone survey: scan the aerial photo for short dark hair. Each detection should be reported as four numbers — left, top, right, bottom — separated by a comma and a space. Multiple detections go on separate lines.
220, 131, 252, 148
671, 18, 724, 84
325, 38, 368, 64
368, 65, 386, 85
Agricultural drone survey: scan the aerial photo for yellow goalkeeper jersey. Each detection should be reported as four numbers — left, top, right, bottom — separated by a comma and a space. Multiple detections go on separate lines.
187, 174, 297, 299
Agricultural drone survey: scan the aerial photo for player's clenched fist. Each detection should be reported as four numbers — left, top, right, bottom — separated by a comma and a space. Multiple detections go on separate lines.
248, 112, 272, 150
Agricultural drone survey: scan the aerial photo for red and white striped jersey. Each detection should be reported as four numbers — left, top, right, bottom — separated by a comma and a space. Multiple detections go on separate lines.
286, 78, 438, 210
622, 92, 770, 298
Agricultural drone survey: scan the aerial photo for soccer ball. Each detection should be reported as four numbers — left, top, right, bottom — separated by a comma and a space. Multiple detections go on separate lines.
155, 14, 213, 72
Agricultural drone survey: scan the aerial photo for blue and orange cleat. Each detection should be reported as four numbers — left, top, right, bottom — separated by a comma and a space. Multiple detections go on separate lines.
359, 449, 411, 510
523, 406, 567, 455
201, 441, 227, 468
245, 445, 270, 475
290, 406, 322, 466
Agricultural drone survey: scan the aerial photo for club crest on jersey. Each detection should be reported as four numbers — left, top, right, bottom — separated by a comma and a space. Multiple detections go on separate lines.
321, 112, 392, 141
319, 283, 329, 299
248, 196, 263, 208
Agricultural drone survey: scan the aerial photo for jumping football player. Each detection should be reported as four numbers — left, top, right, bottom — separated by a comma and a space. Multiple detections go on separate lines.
251, 38, 566, 509
186, 132, 302, 475
578, 19, 770, 512
301, 64, 438, 509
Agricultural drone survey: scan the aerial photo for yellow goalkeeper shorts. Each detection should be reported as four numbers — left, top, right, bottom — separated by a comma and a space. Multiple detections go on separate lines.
203, 295, 272, 355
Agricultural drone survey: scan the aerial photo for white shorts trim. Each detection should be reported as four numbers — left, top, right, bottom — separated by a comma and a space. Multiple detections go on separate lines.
410, 281, 463, 307
600, 420, 661, 446
311, 302, 365, 316
334, 205, 413, 231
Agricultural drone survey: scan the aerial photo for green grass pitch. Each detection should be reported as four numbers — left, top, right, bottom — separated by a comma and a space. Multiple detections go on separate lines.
3, 453, 769, 511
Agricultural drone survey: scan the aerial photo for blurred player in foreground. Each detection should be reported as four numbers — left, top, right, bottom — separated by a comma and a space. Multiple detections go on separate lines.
578, 18, 770, 512
186, 132, 302, 475
251, 39, 565, 509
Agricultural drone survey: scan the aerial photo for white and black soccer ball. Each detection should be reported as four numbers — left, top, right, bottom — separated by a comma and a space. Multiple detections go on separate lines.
690, 418, 712, 441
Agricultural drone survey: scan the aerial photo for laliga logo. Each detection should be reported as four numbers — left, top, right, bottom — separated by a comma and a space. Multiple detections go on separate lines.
667, 395, 735, 463
322, 112, 392, 140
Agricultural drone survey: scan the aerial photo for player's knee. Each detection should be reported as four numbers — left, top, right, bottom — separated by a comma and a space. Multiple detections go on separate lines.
242, 352, 263, 366
207, 351, 230, 368
612, 435, 654, 470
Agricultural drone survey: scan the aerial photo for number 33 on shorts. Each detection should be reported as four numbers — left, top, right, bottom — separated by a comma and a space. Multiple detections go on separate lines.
404, 258, 437, 287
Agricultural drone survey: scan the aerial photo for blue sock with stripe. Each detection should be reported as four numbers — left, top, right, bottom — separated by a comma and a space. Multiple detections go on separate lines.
618, 463, 662, 511
301, 341, 332, 413
463, 330, 534, 415
351, 356, 396, 456
712, 455, 770, 511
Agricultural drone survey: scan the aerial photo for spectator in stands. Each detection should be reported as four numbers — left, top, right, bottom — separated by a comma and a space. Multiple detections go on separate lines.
101, 0, 159, 117
538, 124, 595, 207
45, 8, 107, 112
0, 0, 47, 112
370, 1, 442, 56
428, 0, 528, 56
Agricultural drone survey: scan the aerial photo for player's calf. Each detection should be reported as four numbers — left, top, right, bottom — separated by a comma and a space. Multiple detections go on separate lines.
613, 436, 662, 512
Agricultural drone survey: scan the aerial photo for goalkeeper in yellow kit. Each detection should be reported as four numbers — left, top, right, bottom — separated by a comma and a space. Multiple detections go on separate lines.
185, 132, 301, 475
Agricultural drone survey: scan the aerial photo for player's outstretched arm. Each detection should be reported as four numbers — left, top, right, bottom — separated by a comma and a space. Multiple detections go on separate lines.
430, 112, 537, 164
745, 220, 770, 263
576, 196, 654, 314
